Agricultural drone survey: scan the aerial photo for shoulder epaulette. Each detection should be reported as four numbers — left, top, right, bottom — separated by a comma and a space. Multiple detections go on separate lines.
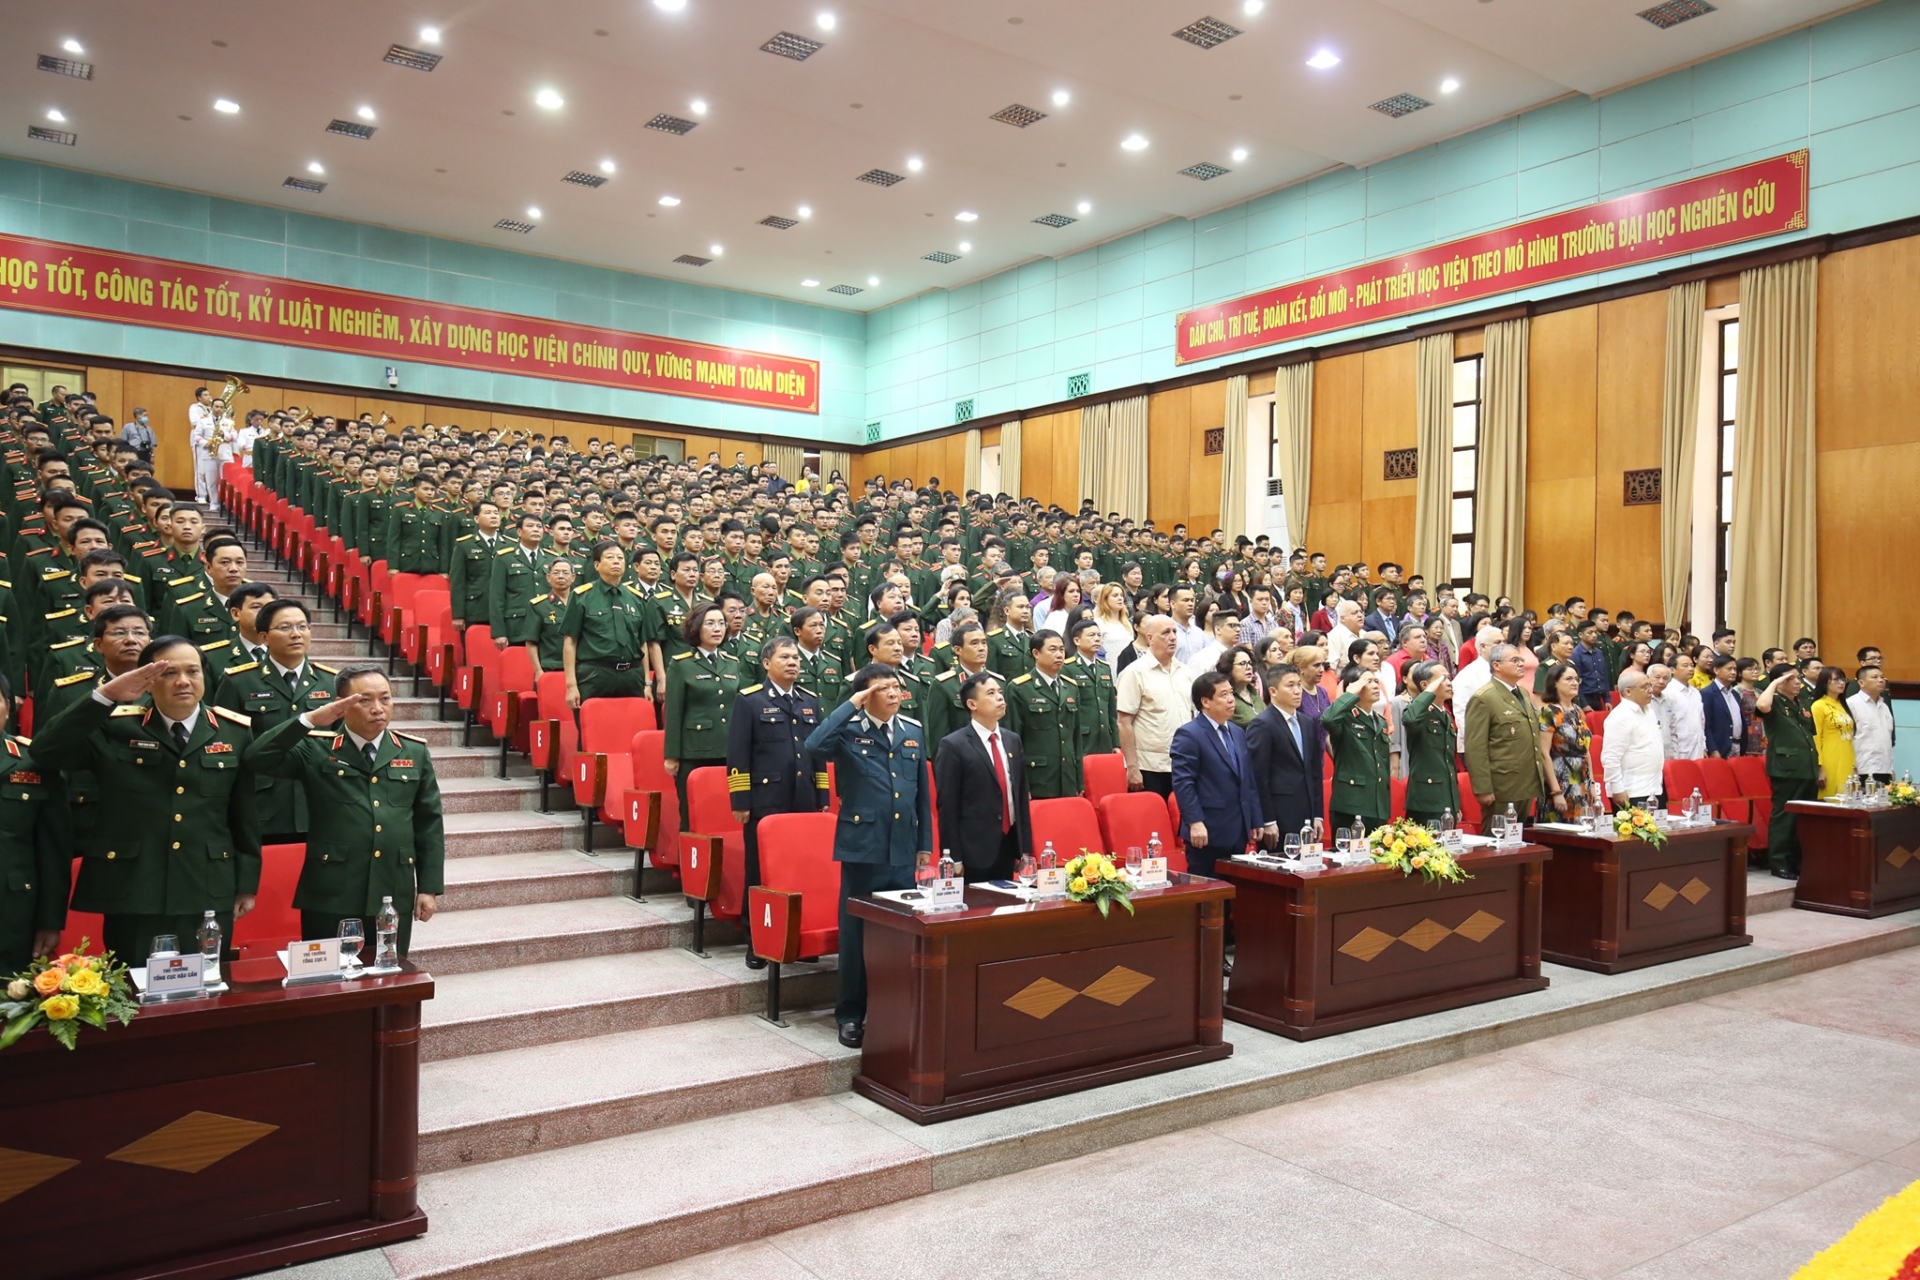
13, 735, 29, 745
0, 579, 10, 590
308, 728, 335, 737
672, 651, 691, 661
43, 608, 75, 621
530, 594, 549, 605
898, 715, 922, 728
110, 704, 146, 717
455, 534, 474, 542
53, 671, 96, 687
41, 568, 71, 582
49, 637, 85, 650
199, 639, 230, 651
140, 547, 166, 558
624, 585, 645, 598
1012, 673, 1033, 684
24, 546, 52, 558
573, 583, 595, 596
174, 592, 206, 605
932, 641, 951, 651
314, 662, 338, 674
394, 730, 428, 744
988, 627, 1004, 636
211, 705, 251, 726
859, 618, 877, 629
935, 670, 956, 682
225, 661, 260, 674
739, 683, 763, 695
497, 546, 517, 555
169, 574, 197, 586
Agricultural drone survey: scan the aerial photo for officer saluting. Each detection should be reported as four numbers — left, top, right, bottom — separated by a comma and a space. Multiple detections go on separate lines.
804, 662, 932, 1048
244, 664, 444, 956
726, 634, 828, 971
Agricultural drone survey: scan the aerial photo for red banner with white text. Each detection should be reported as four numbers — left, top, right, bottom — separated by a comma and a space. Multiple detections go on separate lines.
1175, 151, 1810, 364
0, 232, 820, 412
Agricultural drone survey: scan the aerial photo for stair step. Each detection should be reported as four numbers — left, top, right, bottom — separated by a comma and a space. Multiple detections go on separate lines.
418, 1017, 855, 1172
438, 850, 629, 910
387, 1098, 929, 1280
437, 776, 549, 815
1747, 869, 1793, 915
441, 810, 585, 857
408, 897, 677, 974
391, 719, 463, 747
431, 747, 514, 781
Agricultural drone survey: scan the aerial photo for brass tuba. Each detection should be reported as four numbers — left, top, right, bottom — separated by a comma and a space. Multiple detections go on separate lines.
215, 374, 251, 442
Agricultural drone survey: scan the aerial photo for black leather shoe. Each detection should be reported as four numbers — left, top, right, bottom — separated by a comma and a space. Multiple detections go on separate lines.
745, 953, 767, 970
837, 1021, 864, 1048
1771, 869, 1798, 880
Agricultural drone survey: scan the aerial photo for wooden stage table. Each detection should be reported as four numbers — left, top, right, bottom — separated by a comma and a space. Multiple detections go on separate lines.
849, 876, 1234, 1124
1526, 819, 1754, 973
1788, 801, 1920, 918
1215, 844, 1548, 1041
0, 965, 432, 1280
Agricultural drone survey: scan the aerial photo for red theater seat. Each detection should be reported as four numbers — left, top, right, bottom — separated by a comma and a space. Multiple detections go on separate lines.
746, 811, 840, 1025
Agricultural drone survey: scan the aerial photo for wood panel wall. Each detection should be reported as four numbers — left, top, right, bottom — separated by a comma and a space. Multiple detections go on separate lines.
1013, 408, 1081, 512
1300, 347, 1416, 569
1146, 380, 1225, 534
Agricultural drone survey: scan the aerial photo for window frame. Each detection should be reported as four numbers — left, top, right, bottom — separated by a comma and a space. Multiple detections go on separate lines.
1450, 353, 1484, 590
1713, 318, 1738, 632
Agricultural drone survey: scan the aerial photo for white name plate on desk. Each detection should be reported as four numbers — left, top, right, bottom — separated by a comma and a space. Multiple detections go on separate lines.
923, 874, 966, 910
141, 953, 207, 1004
1134, 857, 1169, 888
1033, 866, 1067, 899
283, 937, 344, 985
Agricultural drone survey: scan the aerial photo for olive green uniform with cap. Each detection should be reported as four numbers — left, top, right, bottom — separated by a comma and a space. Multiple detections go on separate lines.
1005, 669, 1087, 799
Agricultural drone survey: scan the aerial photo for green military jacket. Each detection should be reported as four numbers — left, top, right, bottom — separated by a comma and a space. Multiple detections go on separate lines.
1400, 690, 1462, 817
526, 593, 570, 674
664, 647, 743, 760
448, 532, 505, 626
1759, 694, 1819, 780
245, 717, 446, 916
988, 627, 1035, 680
1070, 655, 1119, 755
385, 500, 454, 574
488, 544, 550, 642
32, 698, 261, 916
0, 734, 73, 969
1323, 691, 1392, 824
213, 659, 340, 834
796, 646, 847, 713
561, 579, 649, 663
1005, 669, 1086, 799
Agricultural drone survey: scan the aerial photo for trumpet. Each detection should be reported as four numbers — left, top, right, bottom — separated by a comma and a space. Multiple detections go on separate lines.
375, 411, 395, 431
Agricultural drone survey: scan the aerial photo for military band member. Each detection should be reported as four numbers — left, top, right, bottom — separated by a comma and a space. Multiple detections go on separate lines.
726, 635, 827, 969
0, 673, 72, 971
663, 602, 743, 830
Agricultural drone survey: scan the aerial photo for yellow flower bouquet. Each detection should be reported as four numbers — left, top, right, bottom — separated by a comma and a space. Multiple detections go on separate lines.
1887, 781, 1917, 809
1366, 818, 1469, 885
1063, 850, 1136, 917
0, 939, 138, 1051
1612, 805, 1668, 848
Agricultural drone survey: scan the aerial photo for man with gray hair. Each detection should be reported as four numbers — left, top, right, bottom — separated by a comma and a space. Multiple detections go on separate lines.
1324, 598, 1366, 671
1451, 624, 1507, 753
1602, 669, 1666, 809
1116, 614, 1193, 799
727, 634, 829, 965
1464, 642, 1549, 821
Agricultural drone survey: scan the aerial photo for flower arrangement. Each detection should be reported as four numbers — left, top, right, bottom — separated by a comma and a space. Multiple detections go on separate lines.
1612, 805, 1668, 848
1888, 781, 1917, 808
1367, 818, 1469, 885
1063, 850, 1135, 917
0, 939, 139, 1051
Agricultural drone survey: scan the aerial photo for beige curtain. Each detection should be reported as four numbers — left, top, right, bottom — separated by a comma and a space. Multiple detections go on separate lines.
1412, 332, 1455, 589
1080, 396, 1149, 521
820, 447, 852, 492
1001, 419, 1022, 496
962, 427, 982, 493
1474, 317, 1529, 603
1079, 404, 1106, 510
763, 442, 804, 485
1273, 362, 1313, 549
1218, 375, 1250, 540
1730, 257, 1819, 652
1660, 281, 1705, 629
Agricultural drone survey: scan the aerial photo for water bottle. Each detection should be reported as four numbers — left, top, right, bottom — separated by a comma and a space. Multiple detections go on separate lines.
1041, 840, 1058, 868
1145, 832, 1161, 867
375, 897, 400, 969
196, 910, 222, 986
1504, 803, 1519, 844
1299, 821, 1313, 854
1440, 808, 1454, 840
938, 848, 957, 881
1690, 787, 1706, 824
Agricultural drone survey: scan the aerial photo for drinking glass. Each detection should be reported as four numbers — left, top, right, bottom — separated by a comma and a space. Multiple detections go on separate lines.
338, 919, 365, 966
1013, 852, 1037, 888
1125, 845, 1144, 877
1490, 813, 1508, 844
148, 934, 179, 961
1283, 832, 1301, 862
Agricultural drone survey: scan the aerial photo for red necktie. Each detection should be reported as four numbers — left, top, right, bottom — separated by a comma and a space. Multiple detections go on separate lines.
989, 731, 1011, 834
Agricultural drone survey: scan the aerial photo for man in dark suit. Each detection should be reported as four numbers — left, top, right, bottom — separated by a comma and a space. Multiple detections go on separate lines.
1170, 671, 1264, 879
1363, 591, 1403, 646
1700, 653, 1747, 758
1245, 665, 1323, 844
933, 672, 1033, 882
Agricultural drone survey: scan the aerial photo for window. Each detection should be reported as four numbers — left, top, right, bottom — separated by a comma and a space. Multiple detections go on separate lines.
1449, 354, 1483, 588
1713, 318, 1738, 630
1, 363, 85, 406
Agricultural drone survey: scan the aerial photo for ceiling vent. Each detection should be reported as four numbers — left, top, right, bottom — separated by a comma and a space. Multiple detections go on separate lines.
991, 103, 1048, 128
762, 31, 824, 60
864, 421, 883, 444
759, 215, 799, 230
1638, 0, 1717, 28
1172, 16, 1242, 49
923, 250, 961, 264
828, 284, 863, 295
562, 171, 608, 188
1369, 93, 1433, 119
1179, 162, 1231, 181
383, 43, 442, 71
856, 168, 907, 187
674, 253, 712, 266
327, 119, 377, 139
282, 176, 327, 193
37, 54, 94, 79
647, 113, 698, 135
494, 218, 535, 233
1032, 213, 1077, 228
28, 125, 77, 146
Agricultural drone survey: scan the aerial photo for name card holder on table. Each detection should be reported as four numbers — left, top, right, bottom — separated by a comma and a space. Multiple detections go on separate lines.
280, 937, 361, 986
1134, 856, 1170, 888
138, 953, 224, 1005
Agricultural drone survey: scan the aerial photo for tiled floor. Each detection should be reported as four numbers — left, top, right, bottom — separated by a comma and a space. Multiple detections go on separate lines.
629, 947, 1920, 1280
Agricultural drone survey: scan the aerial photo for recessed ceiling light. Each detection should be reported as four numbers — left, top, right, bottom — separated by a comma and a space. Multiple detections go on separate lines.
798, 205, 812, 218
690, 98, 708, 115
1120, 133, 1149, 151
419, 26, 441, 44
357, 104, 377, 121
1230, 147, 1249, 162
1306, 49, 1341, 69
1440, 77, 1461, 94
61, 38, 83, 54
600, 158, 617, 174
801, 278, 820, 287
654, 0, 687, 10
1052, 89, 1070, 107
1076, 200, 1091, 214
45, 108, 66, 123
868, 276, 880, 286
955, 211, 978, 222
658, 194, 681, 206
213, 98, 240, 114
906, 156, 924, 172
958, 241, 971, 252
1243, 0, 1265, 12
709, 243, 724, 255
307, 161, 325, 174
527, 206, 542, 219
816, 12, 836, 30
534, 87, 564, 110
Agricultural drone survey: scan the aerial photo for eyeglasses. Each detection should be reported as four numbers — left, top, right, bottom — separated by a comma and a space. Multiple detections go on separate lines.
101, 628, 150, 641
268, 622, 311, 634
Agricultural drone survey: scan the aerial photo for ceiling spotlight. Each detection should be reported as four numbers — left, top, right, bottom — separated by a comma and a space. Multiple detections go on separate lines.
419, 26, 442, 44
600, 158, 617, 174
798, 205, 812, 218
1230, 147, 1249, 162
658, 194, 681, 206
690, 98, 708, 115
214, 98, 240, 114
1076, 200, 1091, 214
1440, 77, 1461, 94
307, 161, 325, 174
816, 12, 837, 30
654, 0, 687, 10
1244, 0, 1265, 13
906, 156, 924, 172
868, 276, 880, 286
1306, 49, 1341, 69
527, 206, 542, 219
1120, 133, 1149, 151
357, 105, 377, 121
710, 243, 724, 255
1052, 89, 1070, 107
534, 87, 564, 110
801, 278, 820, 287
955, 211, 978, 222
958, 241, 971, 253
46, 108, 66, 123
62, 39, 84, 54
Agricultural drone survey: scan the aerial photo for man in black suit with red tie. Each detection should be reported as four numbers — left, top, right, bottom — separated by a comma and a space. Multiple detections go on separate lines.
1245, 664, 1324, 844
933, 671, 1033, 882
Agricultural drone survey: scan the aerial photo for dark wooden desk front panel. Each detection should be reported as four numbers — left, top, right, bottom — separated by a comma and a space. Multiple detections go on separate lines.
1531, 822, 1753, 973
1789, 802, 1920, 918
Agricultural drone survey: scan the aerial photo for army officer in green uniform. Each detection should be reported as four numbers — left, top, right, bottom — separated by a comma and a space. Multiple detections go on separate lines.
488, 513, 550, 649
1068, 617, 1119, 754
525, 558, 576, 676
663, 602, 743, 830
213, 599, 339, 843
245, 664, 444, 956
1399, 662, 1462, 826
0, 674, 73, 971
1005, 630, 1086, 799
31, 638, 261, 965
562, 541, 650, 706
1755, 662, 1819, 879
1323, 665, 1392, 832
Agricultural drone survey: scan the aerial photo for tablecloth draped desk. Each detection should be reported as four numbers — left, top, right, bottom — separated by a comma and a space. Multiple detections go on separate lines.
1215, 844, 1549, 1040
1786, 801, 1920, 918
0, 966, 432, 1280
850, 877, 1234, 1125
1528, 820, 1754, 973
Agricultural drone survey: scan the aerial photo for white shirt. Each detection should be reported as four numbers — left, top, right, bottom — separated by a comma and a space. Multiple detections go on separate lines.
1848, 691, 1896, 776
1452, 658, 1491, 752
1325, 623, 1362, 669
1660, 681, 1706, 760
1601, 700, 1665, 799
969, 720, 1016, 815
1172, 618, 1210, 666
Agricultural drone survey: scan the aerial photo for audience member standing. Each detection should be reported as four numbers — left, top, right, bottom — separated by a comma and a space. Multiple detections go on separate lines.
726, 636, 828, 967
1246, 665, 1322, 841
1661, 651, 1707, 760
1809, 665, 1856, 799
1755, 664, 1818, 879
1399, 662, 1462, 826
1464, 643, 1548, 822
1116, 616, 1191, 799
1452, 625, 1505, 753
1847, 665, 1896, 784
1536, 661, 1595, 820
1601, 670, 1665, 810
1323, 666, 1392, 832
1701, 654, 1748, 758
933, 672, 1032, 882
1170, 671, 1263, 878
